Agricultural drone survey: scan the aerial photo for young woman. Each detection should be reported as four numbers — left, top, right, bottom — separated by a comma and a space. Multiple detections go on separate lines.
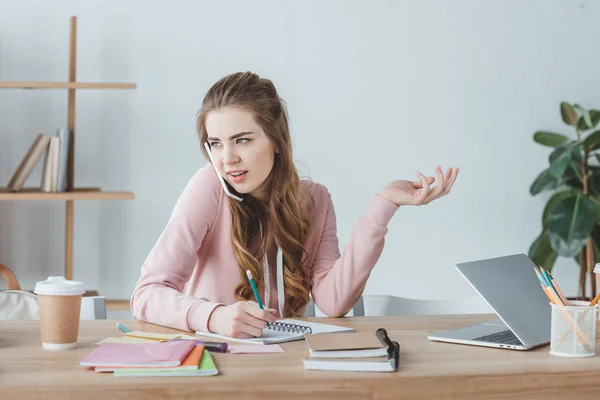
131, 72, 459, 339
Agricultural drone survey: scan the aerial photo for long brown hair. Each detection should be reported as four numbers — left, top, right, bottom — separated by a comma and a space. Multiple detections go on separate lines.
197, 72, 313, 317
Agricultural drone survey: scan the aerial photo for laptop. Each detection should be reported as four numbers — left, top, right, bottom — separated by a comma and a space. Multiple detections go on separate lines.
427, 253, 551, 350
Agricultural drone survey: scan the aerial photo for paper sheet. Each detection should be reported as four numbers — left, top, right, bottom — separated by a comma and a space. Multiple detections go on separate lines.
228, 344, 285, 354
96, 336, 160, 345
125, 331, 199, 341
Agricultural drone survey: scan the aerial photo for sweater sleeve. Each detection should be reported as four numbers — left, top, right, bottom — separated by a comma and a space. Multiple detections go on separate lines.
130, 166, 224, 332
310, 190, 399, 317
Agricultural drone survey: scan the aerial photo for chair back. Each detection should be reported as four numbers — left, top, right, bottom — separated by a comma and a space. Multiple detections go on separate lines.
305, 295, 493, 317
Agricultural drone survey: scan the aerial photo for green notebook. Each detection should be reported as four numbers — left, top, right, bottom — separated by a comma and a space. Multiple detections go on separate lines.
114, 350, 218, 377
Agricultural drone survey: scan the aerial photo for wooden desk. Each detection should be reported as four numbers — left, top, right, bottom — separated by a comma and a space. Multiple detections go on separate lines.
2, 316, 600, 399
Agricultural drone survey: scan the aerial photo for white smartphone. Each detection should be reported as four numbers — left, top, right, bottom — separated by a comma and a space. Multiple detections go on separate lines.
203, 141, 244, 202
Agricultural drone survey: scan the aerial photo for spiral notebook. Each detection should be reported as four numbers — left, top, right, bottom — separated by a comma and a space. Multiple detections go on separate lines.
195, 319, 354, 345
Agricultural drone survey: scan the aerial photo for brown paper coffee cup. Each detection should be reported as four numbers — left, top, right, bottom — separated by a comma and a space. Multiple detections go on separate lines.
34, 277, 85, 350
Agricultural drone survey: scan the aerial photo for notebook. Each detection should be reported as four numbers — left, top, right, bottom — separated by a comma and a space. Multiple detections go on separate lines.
305, 331, 389, 358
303, 356, 397, 372
95, 345, 205, 372
80, 341, 195, 368
195, 319, 354, 345
115, 349, 219, 377
303, 329, 400, 372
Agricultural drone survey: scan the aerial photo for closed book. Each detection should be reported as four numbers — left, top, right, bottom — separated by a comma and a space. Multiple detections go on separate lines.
80, 341, 195, 368
8, 133, 51, 191
41, 137, 59, 192
49, 137, 60, 192
305, 330, 388, 358
303, 329, 399, 372
113, 348, 219, 377
55, 128, 70, 192
303, 355, 397, 372
95, 345, 205, 372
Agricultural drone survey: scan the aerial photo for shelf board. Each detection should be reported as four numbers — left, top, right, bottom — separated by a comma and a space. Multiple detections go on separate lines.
106, 299, 130, 311
0, 187, 134, 201
0, 81, 136, 90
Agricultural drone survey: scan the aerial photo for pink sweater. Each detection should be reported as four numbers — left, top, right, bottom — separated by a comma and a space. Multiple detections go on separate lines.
130, 165, 399, 333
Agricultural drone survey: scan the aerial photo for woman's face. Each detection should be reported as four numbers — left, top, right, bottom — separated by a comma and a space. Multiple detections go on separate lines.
205, 107, 276, 201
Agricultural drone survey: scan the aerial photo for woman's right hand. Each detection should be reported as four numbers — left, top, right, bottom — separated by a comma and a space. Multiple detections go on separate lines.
207, 301, 277, 338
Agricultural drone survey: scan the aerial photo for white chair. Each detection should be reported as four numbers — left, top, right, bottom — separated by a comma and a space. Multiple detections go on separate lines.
304, 298, 316, 317
80, 296, 107, 320
352, 295, 492, 316
305, 295, 492, 317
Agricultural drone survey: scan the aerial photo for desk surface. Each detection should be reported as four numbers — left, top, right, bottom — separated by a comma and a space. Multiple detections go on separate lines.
2, 315, 600, 400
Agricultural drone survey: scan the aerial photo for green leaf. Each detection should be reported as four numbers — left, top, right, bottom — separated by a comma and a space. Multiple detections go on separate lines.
530, 169, 561, 195
561, 102, 578, 126
549, 142, 577, 178
564, 164, 584, 191
591, 196, 600, 223
574, 104, 592, 129
547, 194, 597, 257
529, 230, 558, 271
533, 131, 570, 147
542, 190, 579, 228
590, 170, 600, 197
578, 110, 600, 131
571, 144, 585, 163
584, 130, 600, 152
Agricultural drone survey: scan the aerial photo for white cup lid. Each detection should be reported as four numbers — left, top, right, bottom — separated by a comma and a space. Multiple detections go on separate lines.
595, 263, 600, 274
34, 276, 85, 296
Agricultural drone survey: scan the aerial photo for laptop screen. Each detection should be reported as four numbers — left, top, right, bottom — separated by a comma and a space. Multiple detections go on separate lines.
455, 253, 551, 347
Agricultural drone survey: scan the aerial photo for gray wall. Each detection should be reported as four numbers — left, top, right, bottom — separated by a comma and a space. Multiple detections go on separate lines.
1, 0, 598, 302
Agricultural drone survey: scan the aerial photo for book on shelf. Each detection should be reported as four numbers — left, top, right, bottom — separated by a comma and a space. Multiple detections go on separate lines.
41, 136, 59, 192
55, 128, 70, 192
8, 128, 70, 192
7, 133, 50, 191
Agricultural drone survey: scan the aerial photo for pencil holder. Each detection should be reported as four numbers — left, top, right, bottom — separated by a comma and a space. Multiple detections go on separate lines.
550, 301, 597, 358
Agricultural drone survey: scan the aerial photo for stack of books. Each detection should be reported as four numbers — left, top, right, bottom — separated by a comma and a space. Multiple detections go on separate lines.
80, 341, 219, 377
6, 129, 70, 192
303, 329, 400, 372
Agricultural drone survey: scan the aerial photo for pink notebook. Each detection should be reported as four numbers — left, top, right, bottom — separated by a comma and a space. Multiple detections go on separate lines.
80, 341, 195, 368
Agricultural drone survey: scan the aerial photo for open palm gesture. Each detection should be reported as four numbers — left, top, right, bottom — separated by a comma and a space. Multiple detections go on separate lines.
378, 166, 459, 206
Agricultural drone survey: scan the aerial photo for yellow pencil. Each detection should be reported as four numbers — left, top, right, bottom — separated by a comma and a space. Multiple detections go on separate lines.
589, 291, 600, 306
547, 273, 569, 305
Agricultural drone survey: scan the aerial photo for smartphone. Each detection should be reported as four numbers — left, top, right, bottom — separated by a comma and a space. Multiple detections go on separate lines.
203, 141, 244, 201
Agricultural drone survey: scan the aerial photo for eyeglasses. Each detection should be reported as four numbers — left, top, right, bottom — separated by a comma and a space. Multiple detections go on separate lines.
376, 328, 400, 371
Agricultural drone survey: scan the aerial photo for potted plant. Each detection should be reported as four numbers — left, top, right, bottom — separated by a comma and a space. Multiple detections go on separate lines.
529, 102, 600, 300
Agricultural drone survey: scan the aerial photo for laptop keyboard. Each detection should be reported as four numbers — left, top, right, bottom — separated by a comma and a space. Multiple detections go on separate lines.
473, 329, 523, 345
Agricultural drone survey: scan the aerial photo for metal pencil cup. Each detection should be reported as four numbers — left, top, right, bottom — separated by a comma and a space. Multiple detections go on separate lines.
550, 301, 597, 357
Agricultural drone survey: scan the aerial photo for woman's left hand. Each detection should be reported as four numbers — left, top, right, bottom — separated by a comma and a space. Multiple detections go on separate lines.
378, 166, 459, 207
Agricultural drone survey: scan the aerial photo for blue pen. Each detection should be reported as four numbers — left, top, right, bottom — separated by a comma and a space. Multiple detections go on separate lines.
116, 322, 131, 333
533, 266, 548, 287
246, 270, 265, 309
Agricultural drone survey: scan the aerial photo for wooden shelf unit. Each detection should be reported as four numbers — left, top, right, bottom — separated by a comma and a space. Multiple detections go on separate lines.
0, 16, 135, 287
0, 188, 134, 201
106, 299, 130, 311
0, 81, 136, 90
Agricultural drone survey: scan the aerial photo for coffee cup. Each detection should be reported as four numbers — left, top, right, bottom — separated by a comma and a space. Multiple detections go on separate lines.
34, 276, 85, 350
